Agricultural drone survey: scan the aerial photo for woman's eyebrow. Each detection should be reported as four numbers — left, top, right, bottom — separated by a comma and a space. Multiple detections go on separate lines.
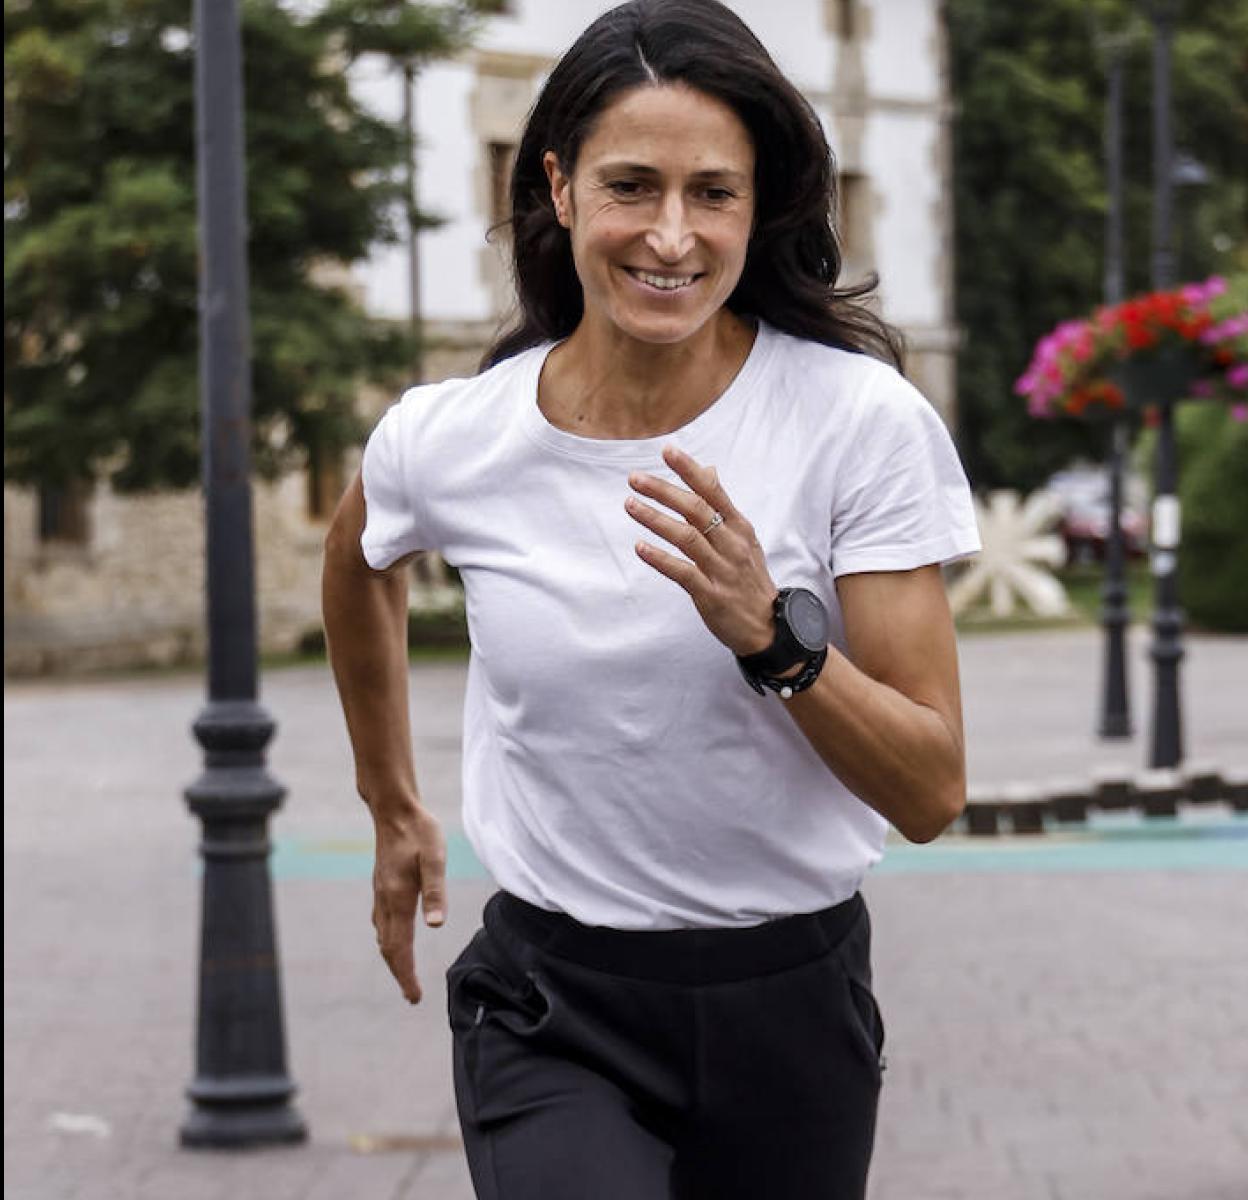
593, 161, 751, 184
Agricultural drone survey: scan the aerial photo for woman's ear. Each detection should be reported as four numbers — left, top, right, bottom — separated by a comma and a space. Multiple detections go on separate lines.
543, 150, 571, 228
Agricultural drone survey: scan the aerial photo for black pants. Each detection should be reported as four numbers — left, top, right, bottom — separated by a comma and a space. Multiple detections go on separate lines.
446, 890, 885, 1199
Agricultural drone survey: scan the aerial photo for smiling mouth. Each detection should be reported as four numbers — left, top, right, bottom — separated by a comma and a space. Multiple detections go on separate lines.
625, 268, 702, 292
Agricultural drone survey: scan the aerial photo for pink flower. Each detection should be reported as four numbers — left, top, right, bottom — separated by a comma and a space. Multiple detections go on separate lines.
1232, 403, 1247, 423
1019, 276, 1246, 420
1183, 277, 1228, 305
1201, 313, 1248, 342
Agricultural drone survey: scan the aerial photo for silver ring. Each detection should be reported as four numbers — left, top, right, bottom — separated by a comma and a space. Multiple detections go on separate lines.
700, 511, 725, 536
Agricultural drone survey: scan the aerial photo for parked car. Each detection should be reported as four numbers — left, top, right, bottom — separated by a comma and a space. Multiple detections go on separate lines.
1044, 466, 1149, 567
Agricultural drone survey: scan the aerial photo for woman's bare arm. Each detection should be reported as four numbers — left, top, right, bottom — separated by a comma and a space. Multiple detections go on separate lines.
781, 566, 966, 843
322, 472, 447, 1004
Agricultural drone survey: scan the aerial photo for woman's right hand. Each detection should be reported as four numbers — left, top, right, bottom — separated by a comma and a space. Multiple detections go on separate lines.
370, 803, 448, 1004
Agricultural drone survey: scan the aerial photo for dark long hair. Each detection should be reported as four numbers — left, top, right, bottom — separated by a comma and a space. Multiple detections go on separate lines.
481, 0, 903, 371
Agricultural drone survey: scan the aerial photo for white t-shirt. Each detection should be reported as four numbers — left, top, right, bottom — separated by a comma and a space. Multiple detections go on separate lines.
361, 320, 980, 930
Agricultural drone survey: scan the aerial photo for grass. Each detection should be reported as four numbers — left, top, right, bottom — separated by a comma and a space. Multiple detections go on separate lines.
955, 563, 1153, 634
1060, 562, 1153, 623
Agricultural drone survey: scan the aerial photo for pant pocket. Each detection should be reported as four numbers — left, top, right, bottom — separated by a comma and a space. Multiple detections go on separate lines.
831, 908, 886, 1084
842, 970, 887, 1083
447, 928, 554, 1040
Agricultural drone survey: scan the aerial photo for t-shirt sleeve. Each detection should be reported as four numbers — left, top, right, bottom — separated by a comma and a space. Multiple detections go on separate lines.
359, 389, 434, 570
829, 367, 981, 578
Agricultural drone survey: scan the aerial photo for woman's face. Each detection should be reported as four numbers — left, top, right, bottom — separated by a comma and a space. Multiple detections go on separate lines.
544, 83, 756, 347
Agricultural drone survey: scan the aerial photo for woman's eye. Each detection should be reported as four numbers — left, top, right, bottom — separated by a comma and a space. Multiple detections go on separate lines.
702, 187, 735, 203
607, 180, 645, 198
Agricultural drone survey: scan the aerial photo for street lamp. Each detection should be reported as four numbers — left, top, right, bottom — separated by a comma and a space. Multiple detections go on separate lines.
402, 59, 424, 383
1095, 26, 1134, 740
1172, 152, 1211, 279
182, 0, 306, 1148
1146, 0, 1184, 769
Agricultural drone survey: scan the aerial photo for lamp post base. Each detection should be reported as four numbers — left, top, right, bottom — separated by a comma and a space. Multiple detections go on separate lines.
1098, 712, 1133, 739
1097, 605, 1133, 741
182, 1074, 306, 1147
181, 1091, 307, 1149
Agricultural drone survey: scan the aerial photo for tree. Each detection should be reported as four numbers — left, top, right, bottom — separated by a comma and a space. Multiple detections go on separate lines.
947, 0, 1248, 492
3, 0, 475, 492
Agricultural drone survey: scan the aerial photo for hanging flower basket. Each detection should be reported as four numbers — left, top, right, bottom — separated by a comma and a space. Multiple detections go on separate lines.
1015, 275, 1248, 421
1110, 343, 1200, 412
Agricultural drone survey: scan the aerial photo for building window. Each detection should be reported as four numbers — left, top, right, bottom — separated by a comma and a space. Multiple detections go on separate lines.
38, 480, 91, 545
837, 0, 857, 41
488, 140, 517, 227
837, 171, 872, 277
307, 443, 346, 522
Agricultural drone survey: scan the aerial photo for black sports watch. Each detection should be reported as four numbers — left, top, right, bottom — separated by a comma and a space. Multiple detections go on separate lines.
736, 587, 830, 699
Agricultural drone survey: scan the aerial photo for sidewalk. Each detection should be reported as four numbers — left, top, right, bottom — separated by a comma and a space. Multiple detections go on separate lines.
5, 628, 1247, 1200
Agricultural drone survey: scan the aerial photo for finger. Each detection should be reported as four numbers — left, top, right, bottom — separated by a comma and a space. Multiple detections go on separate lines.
625, 496, 720, 567
635, 540, 704, 592
661, 445, 740, 520
376, 900, 422, 1004
421, 843, 448, 928
627, 472, 709, 528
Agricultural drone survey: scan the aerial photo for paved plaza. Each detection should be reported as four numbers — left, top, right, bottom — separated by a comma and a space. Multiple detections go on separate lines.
5, 627, 1248, 1200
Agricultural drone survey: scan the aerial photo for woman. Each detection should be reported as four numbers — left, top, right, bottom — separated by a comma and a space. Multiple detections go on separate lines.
322, 1, 980, 1196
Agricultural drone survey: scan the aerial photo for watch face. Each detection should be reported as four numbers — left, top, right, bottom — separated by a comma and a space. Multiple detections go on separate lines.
784, 588, 828, 651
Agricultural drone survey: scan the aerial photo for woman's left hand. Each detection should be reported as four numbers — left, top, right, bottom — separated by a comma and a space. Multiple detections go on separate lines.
626, 444, 778, 656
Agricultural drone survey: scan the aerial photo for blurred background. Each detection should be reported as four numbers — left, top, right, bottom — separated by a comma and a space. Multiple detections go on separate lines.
6, 0, 1244, 672
5, 3, 1247, 1199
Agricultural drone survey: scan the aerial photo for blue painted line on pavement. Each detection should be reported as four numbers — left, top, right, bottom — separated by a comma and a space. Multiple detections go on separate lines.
270, 833, 492, 882
877, 818, 1248, 874
270, 813, 1248, 882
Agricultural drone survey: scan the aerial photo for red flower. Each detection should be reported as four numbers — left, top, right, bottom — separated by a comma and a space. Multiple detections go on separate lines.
1017, 275, 1245, 420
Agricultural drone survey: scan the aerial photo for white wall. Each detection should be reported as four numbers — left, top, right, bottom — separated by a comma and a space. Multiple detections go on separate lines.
350, 0, 948, 333
867, 114, 943, 326
864, 0, 939, 103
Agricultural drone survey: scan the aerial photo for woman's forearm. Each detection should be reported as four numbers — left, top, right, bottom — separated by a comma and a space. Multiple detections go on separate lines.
322, 478, 422, 823
782, 646, 966, 843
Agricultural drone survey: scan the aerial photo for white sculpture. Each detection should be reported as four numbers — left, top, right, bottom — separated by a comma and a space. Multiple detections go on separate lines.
947, 489, 1071, 618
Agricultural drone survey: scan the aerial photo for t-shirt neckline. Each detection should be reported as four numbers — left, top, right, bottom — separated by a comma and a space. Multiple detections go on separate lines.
519, 320, 775, 464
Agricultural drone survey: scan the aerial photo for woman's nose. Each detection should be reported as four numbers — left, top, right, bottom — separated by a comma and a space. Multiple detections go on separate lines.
645, 194, 695, 262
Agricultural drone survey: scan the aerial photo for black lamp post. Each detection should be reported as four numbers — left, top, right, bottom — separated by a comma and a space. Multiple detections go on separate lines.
181, 0, 306, 1148
402, 59, 424, 383
1146, 0, 1184, 770
1171, 152, 1211, 278
1097, 28, 1133, 740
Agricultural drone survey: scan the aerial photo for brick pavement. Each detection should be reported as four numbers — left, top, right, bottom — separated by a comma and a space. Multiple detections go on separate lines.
5, 629, 1247, 1200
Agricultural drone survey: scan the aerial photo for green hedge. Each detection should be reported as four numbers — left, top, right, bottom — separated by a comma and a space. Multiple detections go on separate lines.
1173, 403, 1248, 632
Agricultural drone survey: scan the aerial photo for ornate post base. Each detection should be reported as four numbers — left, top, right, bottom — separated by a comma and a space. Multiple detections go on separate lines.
181, 700, 306, 1148
1098, 610, 1133, 738
1148, 604, 1185, 769
1098, 422, 1133, 740
1148, 391, 1185, 770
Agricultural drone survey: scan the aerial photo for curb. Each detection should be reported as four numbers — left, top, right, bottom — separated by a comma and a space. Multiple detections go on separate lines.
961, 762, 1248, 836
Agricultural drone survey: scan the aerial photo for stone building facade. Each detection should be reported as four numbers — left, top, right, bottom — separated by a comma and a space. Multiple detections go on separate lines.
4, 0, 957, 675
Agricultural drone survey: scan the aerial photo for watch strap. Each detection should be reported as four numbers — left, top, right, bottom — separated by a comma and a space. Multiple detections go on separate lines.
736, 646, 828, 699
736, 590, 808, 676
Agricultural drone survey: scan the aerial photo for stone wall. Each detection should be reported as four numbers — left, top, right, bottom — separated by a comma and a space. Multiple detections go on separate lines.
2, 327, 487, 678
4, 471, 332, 677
